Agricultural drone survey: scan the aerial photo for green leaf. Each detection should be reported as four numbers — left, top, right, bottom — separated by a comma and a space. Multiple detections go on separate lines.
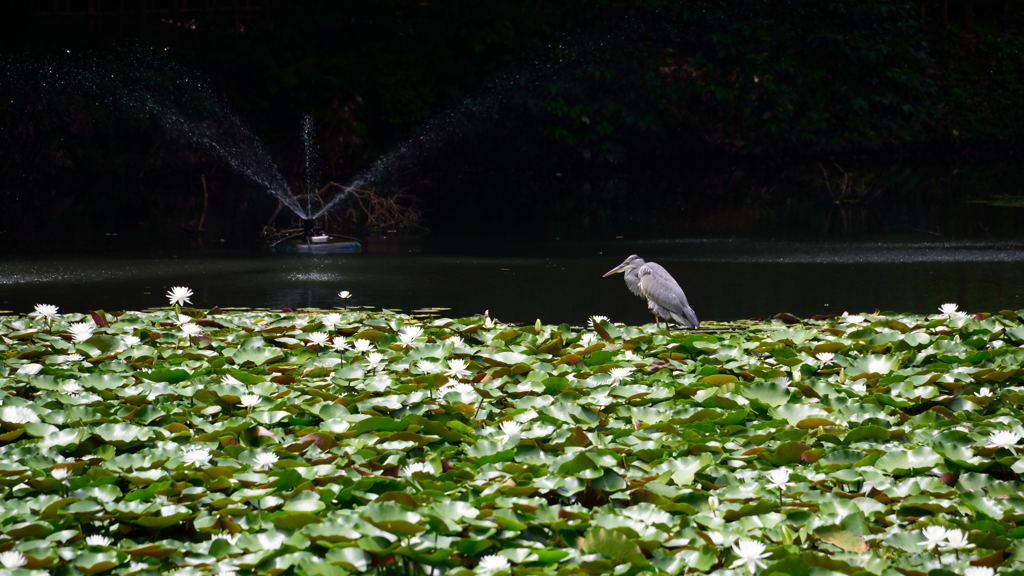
75, 551, 122, 575
304, 520, 362, 542
140, 368, 191, 383
353, 417, 408, 433
325, 546, 370, 571
844, 425, 890, 444
583, 527, 648, 566
741, 380, 792, 407
669, 454, 712, 486
361, 502, 426, 536
284, 491, 326, 513
79, 373, 132, 390
76, 334, 122, 357
814, 525, 869, 553
228, 338, 284, 366
94, 422, 156, 444
874, 446, 941, 473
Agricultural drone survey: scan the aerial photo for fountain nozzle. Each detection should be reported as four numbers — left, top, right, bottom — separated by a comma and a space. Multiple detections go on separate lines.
302, 218, 313, 243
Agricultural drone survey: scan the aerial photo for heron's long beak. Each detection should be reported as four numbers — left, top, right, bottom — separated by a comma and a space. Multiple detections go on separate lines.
603, 263, 628, 277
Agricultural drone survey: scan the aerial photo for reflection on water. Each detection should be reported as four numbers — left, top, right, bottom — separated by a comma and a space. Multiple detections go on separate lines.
1, 239, 1023, 325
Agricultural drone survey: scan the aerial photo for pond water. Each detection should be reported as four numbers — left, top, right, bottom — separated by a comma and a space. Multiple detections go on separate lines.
2, 238, 1022, 325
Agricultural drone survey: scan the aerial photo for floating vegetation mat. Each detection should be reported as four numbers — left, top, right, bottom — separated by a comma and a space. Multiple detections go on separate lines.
1, 305, 1024, 575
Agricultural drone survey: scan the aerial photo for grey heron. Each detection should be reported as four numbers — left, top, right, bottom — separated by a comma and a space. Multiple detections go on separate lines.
603, 254, 700, 329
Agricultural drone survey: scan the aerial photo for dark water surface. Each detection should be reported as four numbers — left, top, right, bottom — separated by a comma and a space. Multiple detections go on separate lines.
2, 239, 1023, 325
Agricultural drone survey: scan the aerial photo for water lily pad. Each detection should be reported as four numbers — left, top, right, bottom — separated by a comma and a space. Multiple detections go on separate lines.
815, 525, 869, 553
140, 368, 192, 383
583, 527, 648, 566
361, 502, 426, 536
74, 551, 122, 575
875, 446, 941, 473
325, 546, 371, 571
741, 380, 792, 407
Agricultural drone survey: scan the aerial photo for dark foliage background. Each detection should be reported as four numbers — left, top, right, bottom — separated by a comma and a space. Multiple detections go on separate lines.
1, 1, 1022, 251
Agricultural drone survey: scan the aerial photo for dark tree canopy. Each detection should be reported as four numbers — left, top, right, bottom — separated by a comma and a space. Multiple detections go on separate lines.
1, 1, 1021, 250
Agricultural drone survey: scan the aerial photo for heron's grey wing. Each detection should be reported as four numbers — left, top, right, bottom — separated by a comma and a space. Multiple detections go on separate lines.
639, 262, 700, 328
675, 304, 700, 329
624, 267, 644, 297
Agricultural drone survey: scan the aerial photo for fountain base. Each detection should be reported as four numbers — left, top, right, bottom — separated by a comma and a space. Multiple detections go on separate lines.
266, 230, 362, 253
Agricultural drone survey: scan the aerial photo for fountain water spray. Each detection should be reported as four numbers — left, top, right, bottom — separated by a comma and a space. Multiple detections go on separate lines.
46, 50, 310, 220
13, 39, 576, 227
302, 114, 318, 222
308, 91, 505, 221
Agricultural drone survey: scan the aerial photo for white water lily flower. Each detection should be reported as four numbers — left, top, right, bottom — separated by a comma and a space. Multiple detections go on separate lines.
337, 290, 352, 300
331, 336, 350, 351
85, 534, 111, 546
307, 331, 329, 346
579, 332, 598, 346
175, 313, 193, 325
180, 323, 202, 337
730, 539, 769, 573
213, 532, 241, 545
589, 315, 609, 328
322, 313, 342, 327
239, 394, 261, 408
401, 325, 424, 339
920, 525, 948, 550
866, 356, 893, 374
976, 387, 994, 398
0, 550, 27, 569
166, 286, 194, 306
446, 358, 470, 379
766, 467, 791, 490
181, 445, 212, 467
943, 528, 973, 551
841, 313, 864, 324
64, 353, 84, 363
122, 334, 141, 347
499, 421, 523, 436
221, 374, 245, 386
32, 303, 59, 320
62, 381, 84, 395
416, 360, 438, 373
253, 452, 279, 471
448, 336, 465, 348
476, 554, 510, 573
366, 352, 385, 367
815, 352, 835, 364
400, 461, 432, 477
1, 405, 40, 424
353, 338, 374, 352
68, 321, 94, 343
609, 366, 633, 383
987, 430, 1021, 455
51, 467, 71, 480
964, 567, 995, 576
938, 302, 969, 318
